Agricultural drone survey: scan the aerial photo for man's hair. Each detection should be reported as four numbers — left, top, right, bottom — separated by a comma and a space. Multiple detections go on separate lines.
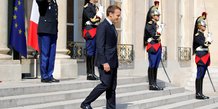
106, 5, 121, 16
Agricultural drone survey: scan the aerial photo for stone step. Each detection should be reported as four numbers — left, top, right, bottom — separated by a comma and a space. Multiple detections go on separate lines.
0, 60, 21, 81
197, 101, 218, 109
0, 54, 12, 60
7, 87, 184, 109
0, 82, 149, 108
150, 97, 218, 109
0, 76, 148, 97
96, 92, 194, 109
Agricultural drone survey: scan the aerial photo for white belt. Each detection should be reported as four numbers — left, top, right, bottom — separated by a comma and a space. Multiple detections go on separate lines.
147, 38, 154, 43
147, 37, 161, 43
85, 21, 93, 25
196, 46, 209, 51
85, 21, 98, 26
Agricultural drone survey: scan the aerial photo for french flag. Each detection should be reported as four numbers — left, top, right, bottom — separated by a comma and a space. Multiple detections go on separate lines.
28, 0, 39, 51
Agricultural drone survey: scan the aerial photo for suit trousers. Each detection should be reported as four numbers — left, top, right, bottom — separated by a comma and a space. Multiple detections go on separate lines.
83, 67, 117, 109
38, 34, 57, 80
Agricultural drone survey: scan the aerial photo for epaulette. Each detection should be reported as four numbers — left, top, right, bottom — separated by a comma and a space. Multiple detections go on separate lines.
84, 3, 88, 8
148, 21, 153, 24
195, 33, 199, 36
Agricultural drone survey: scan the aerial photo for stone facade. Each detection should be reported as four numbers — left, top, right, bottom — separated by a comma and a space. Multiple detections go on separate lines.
0, 0, 217, 93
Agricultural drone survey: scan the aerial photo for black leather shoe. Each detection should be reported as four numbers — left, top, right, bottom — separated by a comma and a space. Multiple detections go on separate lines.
92, 74, 99, 80
202, 95, 210, 99
149, 85, 163, 90
80, 103, 92, 109
196, 93, 209, 99
87, 75, 99, 80
41, 79, 52, 83
51, 78, 60, 83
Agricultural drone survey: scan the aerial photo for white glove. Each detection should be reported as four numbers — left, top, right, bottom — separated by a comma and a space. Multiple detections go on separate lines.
156, 25, 163, 35
159, 23, 165, 30
96, 6, 104, 19
98, 6, 104, 13
206, 32, 213, 43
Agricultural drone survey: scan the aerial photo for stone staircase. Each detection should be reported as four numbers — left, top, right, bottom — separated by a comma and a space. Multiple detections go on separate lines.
0, 76, 217, 109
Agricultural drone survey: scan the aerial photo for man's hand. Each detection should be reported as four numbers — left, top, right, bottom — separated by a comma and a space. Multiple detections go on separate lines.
103, 63, 110, 72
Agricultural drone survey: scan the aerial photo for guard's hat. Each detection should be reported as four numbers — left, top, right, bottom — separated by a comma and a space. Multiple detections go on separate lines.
154, 0, 159, 5
198, 19, 206, 27
151, 9, 160, 16
202, 12, 207, 19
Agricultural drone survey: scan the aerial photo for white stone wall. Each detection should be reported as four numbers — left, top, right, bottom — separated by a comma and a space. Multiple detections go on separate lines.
0, 0, 9, 54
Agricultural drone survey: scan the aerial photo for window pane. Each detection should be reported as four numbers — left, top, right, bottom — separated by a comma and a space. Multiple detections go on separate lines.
67, 25, 74, 43
67, 0, 74, 23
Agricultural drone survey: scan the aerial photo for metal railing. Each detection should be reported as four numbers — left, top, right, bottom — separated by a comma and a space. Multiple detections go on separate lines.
67, 42, 135, 69
117, 44, 134, 69
67, 41, 86, 59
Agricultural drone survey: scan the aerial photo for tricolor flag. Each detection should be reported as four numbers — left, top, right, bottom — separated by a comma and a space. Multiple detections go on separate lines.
10, 0, 27, 57
28, 0, 39, 51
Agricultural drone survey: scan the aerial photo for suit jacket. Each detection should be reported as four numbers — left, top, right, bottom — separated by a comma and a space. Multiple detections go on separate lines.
36, 0, 58, 35
95, 19, 119, 68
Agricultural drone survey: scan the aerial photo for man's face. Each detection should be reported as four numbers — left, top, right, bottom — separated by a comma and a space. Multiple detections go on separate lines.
109, 9, 121, 23
153, 15, 160, 21
203, 15, 206, 20
155, 4, 159, 8
201, 25, 206, 32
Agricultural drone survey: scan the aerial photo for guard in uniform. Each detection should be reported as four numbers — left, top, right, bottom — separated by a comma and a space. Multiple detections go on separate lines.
36, 0, 59, 83
193, 17, 212, 99
144, 9, 163, 90
82, 0, 104, 80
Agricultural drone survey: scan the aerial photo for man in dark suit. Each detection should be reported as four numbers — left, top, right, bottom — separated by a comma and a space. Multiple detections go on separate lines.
36, 0, 59, 83
81, 5, 121, 109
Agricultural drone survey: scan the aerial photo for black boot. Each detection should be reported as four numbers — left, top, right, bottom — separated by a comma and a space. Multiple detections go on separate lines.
195, 78, 209, 99
86, 56, 97, 80
86, 56, 92, 80
148, 68, 161, 90
90, 56, 99, 80
148, 67, 154, 89
200, 78, 209, 99
152, 68, 163, 90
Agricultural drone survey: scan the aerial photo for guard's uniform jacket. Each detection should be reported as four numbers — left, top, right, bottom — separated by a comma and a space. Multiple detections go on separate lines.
37, 0, 58, 35
144, 20, 161, 54
194, 31, 210, 66
82, 3, 100, 40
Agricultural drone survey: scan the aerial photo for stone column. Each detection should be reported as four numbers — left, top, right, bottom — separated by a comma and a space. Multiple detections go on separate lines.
130, 0, 147, 76
0, 0, 10, 59
52, 0, 78, 79
158, 0, 182, 85
121, 0, 133, 44
56, 0, 68, 57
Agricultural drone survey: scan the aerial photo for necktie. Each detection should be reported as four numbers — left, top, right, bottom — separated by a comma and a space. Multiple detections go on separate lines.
111, 24, 118, 37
